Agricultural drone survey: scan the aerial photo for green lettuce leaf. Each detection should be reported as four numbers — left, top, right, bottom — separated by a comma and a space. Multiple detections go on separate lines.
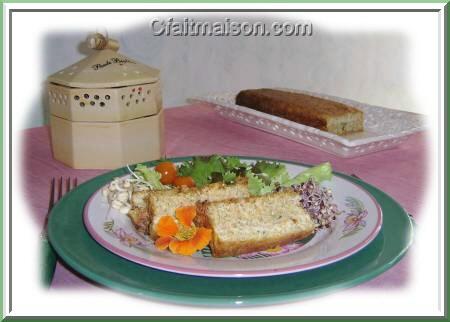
222, 156, 246, 170
252, 161, 290, 186
246, 171, 275, 196
176, 156, 333, 193
176, 155, 249, 188
134, 164, 166, 190
176, 155, 225, 188
222, 171, 237, 184
283, 162, 333, 186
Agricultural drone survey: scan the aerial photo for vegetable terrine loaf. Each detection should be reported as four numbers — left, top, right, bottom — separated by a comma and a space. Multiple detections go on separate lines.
195, 190, 315, 257
129, 178, 250, 239
235, 88, 364, 135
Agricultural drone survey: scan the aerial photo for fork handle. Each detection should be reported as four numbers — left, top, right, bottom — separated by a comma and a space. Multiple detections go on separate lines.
41, 237, 57, 287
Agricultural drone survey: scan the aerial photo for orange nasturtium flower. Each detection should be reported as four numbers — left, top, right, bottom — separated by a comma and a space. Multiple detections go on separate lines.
154, 206, 212, 256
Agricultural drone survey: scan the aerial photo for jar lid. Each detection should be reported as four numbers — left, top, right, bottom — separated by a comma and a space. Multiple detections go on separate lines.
47, 34, 160, 88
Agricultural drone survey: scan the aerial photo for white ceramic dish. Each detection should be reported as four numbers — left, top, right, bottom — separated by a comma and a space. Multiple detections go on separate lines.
84, 158, 382, 278
189, 89, 426, 158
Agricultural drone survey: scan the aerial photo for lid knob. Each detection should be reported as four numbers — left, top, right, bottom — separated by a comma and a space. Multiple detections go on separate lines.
86, 33, 120, 51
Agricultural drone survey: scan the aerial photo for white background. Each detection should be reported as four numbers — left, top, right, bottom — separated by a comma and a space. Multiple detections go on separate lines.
11, 3, 441, 129
4, 3, 445, 317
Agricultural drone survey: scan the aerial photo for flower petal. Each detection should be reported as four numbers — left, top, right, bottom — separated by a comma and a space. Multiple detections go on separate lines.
191, 227, 212, 250
169, 239, 197, 256
175, 206, 197, 227
156, 215, 178, 237
155, 236, 172, 250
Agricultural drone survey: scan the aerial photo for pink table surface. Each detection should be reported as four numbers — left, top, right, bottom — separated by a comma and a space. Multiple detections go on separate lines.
22, 103, 425, 292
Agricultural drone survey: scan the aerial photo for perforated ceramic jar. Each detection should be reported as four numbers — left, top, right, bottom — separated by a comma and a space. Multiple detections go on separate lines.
47, 35, 164, 169
48, 82, 162, 122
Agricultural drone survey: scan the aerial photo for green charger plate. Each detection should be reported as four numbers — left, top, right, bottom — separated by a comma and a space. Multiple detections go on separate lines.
48, 157, 414, 306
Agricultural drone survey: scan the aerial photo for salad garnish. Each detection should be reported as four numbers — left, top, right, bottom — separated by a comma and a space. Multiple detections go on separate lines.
245, 160, 332, 196
101, 155, 340, 257
174, 155, 333, 196
106, 156, 337, 220
177, 155, 247, 188
293, 178, 340, 230
126, 164, 171, 190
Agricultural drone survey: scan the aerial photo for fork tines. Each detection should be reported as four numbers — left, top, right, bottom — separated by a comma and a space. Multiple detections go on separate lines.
44, 177, 78, 232
54, 177, 78, 203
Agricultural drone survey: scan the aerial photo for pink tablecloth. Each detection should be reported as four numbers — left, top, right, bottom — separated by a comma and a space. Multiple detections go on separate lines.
22, 104, 425, 290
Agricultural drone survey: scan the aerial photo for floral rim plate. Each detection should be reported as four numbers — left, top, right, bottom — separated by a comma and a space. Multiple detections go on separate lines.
48, 156, 413, 305
83, 158, 382, 278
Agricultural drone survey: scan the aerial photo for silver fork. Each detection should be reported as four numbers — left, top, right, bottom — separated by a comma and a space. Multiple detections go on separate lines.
41, 177, 78, 287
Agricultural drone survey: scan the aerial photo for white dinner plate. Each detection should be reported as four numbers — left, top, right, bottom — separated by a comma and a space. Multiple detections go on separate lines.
84, 158, 382, 278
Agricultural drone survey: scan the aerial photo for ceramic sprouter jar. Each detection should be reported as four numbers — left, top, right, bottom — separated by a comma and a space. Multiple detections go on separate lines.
48, 34, 164, 169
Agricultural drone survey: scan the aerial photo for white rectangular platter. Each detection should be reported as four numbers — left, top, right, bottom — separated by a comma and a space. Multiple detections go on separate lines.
189, 89, 427, 158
